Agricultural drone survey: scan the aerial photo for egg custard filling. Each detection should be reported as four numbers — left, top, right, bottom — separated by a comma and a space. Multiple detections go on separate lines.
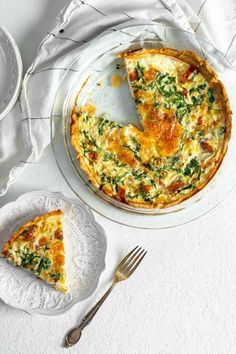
71, 48, 231, 208
1, 210, 68, 293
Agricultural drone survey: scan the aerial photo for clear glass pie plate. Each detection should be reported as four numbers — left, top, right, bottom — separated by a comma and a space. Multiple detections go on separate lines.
51, 22, 236, 229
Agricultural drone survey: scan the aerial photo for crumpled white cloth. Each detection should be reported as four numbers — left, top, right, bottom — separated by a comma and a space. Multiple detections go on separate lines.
0, 0, 236, 196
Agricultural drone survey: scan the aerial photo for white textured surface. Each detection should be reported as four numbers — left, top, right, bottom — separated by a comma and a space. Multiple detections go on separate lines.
1, 1, 236, 353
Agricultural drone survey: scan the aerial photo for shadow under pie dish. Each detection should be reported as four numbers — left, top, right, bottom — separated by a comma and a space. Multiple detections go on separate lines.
70, 47, 232, 209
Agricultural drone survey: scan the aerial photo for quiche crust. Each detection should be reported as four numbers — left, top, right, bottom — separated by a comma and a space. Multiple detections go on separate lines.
71, 108, 101, 189
70, 48, 232, 209
1, 210, 68, 292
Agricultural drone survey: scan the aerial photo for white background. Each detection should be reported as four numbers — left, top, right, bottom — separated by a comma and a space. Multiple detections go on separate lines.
1, 1, 236, 353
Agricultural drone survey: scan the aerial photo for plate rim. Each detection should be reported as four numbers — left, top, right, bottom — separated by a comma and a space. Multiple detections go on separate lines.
0, 25, 23, 121
0, 190, 107, 316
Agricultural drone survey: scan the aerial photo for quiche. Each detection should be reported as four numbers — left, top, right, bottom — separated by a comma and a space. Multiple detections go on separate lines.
1, 210, 68, 293
70, 48, 231, 208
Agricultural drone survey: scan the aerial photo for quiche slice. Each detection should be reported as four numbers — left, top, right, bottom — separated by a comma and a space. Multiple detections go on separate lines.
70, 48, 231, 208
1, 210, 68, 293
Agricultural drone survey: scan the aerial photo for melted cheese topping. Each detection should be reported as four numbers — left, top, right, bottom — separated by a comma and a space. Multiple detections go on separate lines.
71, 50, 228, 208
1, 210, 68, 293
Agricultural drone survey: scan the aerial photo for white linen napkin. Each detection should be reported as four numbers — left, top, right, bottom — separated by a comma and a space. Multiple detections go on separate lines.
0, 0, 235, 196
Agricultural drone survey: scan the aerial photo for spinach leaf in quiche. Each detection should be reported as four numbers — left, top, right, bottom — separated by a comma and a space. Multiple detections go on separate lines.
135, 98, 143, 105
156, 72, 176, 85
189, 83, 206, 95
36, 257, 52, 275
100, 172, 111, 187
102, 152, 115, 161
178, 184, 196, 194
218, 126, 225, 136
98, 117, 108, 135
80, 142, 93, 154
171, 155, 180, 164
82, 130, 102, 152
20, 247, 40, 267
131, 169, 148, 180
135, 61, 145, 82
123, 136, 141, 162
154, 73, 189, 121
98, 117, 120, 135
207, 88, 215, 103
191, 95, 204, 106
183, 158, 200, 177
50, 272, 61, 282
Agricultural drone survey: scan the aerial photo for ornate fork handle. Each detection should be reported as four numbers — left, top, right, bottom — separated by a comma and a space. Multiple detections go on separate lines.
65, 282, 117, 347
64, 246, 146, 348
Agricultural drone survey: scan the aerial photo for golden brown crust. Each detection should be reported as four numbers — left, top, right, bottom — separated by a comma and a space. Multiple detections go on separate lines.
71, 109, 101, 188
71, 48, 232, 209
1, 210, 63, 254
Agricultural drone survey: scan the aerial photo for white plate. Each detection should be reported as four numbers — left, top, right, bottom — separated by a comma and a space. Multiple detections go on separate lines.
0, 26, 22, 121
0, 191, 106, 315
51, 22, 236, 229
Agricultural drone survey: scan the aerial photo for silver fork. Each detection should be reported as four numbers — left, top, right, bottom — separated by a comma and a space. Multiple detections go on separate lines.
64, 246, 147, 347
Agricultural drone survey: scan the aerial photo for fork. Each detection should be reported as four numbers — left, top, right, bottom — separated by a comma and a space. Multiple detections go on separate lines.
64, 246, 147, 347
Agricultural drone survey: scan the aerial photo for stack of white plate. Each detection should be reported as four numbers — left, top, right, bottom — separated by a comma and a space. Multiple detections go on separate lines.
0, 26, 22, 121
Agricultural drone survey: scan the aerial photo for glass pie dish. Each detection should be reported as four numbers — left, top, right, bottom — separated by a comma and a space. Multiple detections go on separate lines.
51, 22, 236, 229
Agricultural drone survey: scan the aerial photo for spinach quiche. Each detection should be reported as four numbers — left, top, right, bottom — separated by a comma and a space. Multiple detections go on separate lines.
1, 210, 68, 293
70, 48, 231, 208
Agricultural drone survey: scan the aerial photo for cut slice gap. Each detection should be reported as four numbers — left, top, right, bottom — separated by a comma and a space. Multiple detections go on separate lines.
70, 48, 231, 208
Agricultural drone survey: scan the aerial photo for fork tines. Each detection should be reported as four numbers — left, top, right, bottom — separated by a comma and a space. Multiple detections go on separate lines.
118, 246, 147, 277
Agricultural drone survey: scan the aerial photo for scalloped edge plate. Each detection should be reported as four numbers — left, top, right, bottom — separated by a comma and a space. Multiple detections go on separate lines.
0, 191, 107, 315
0, 25, 23, 121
